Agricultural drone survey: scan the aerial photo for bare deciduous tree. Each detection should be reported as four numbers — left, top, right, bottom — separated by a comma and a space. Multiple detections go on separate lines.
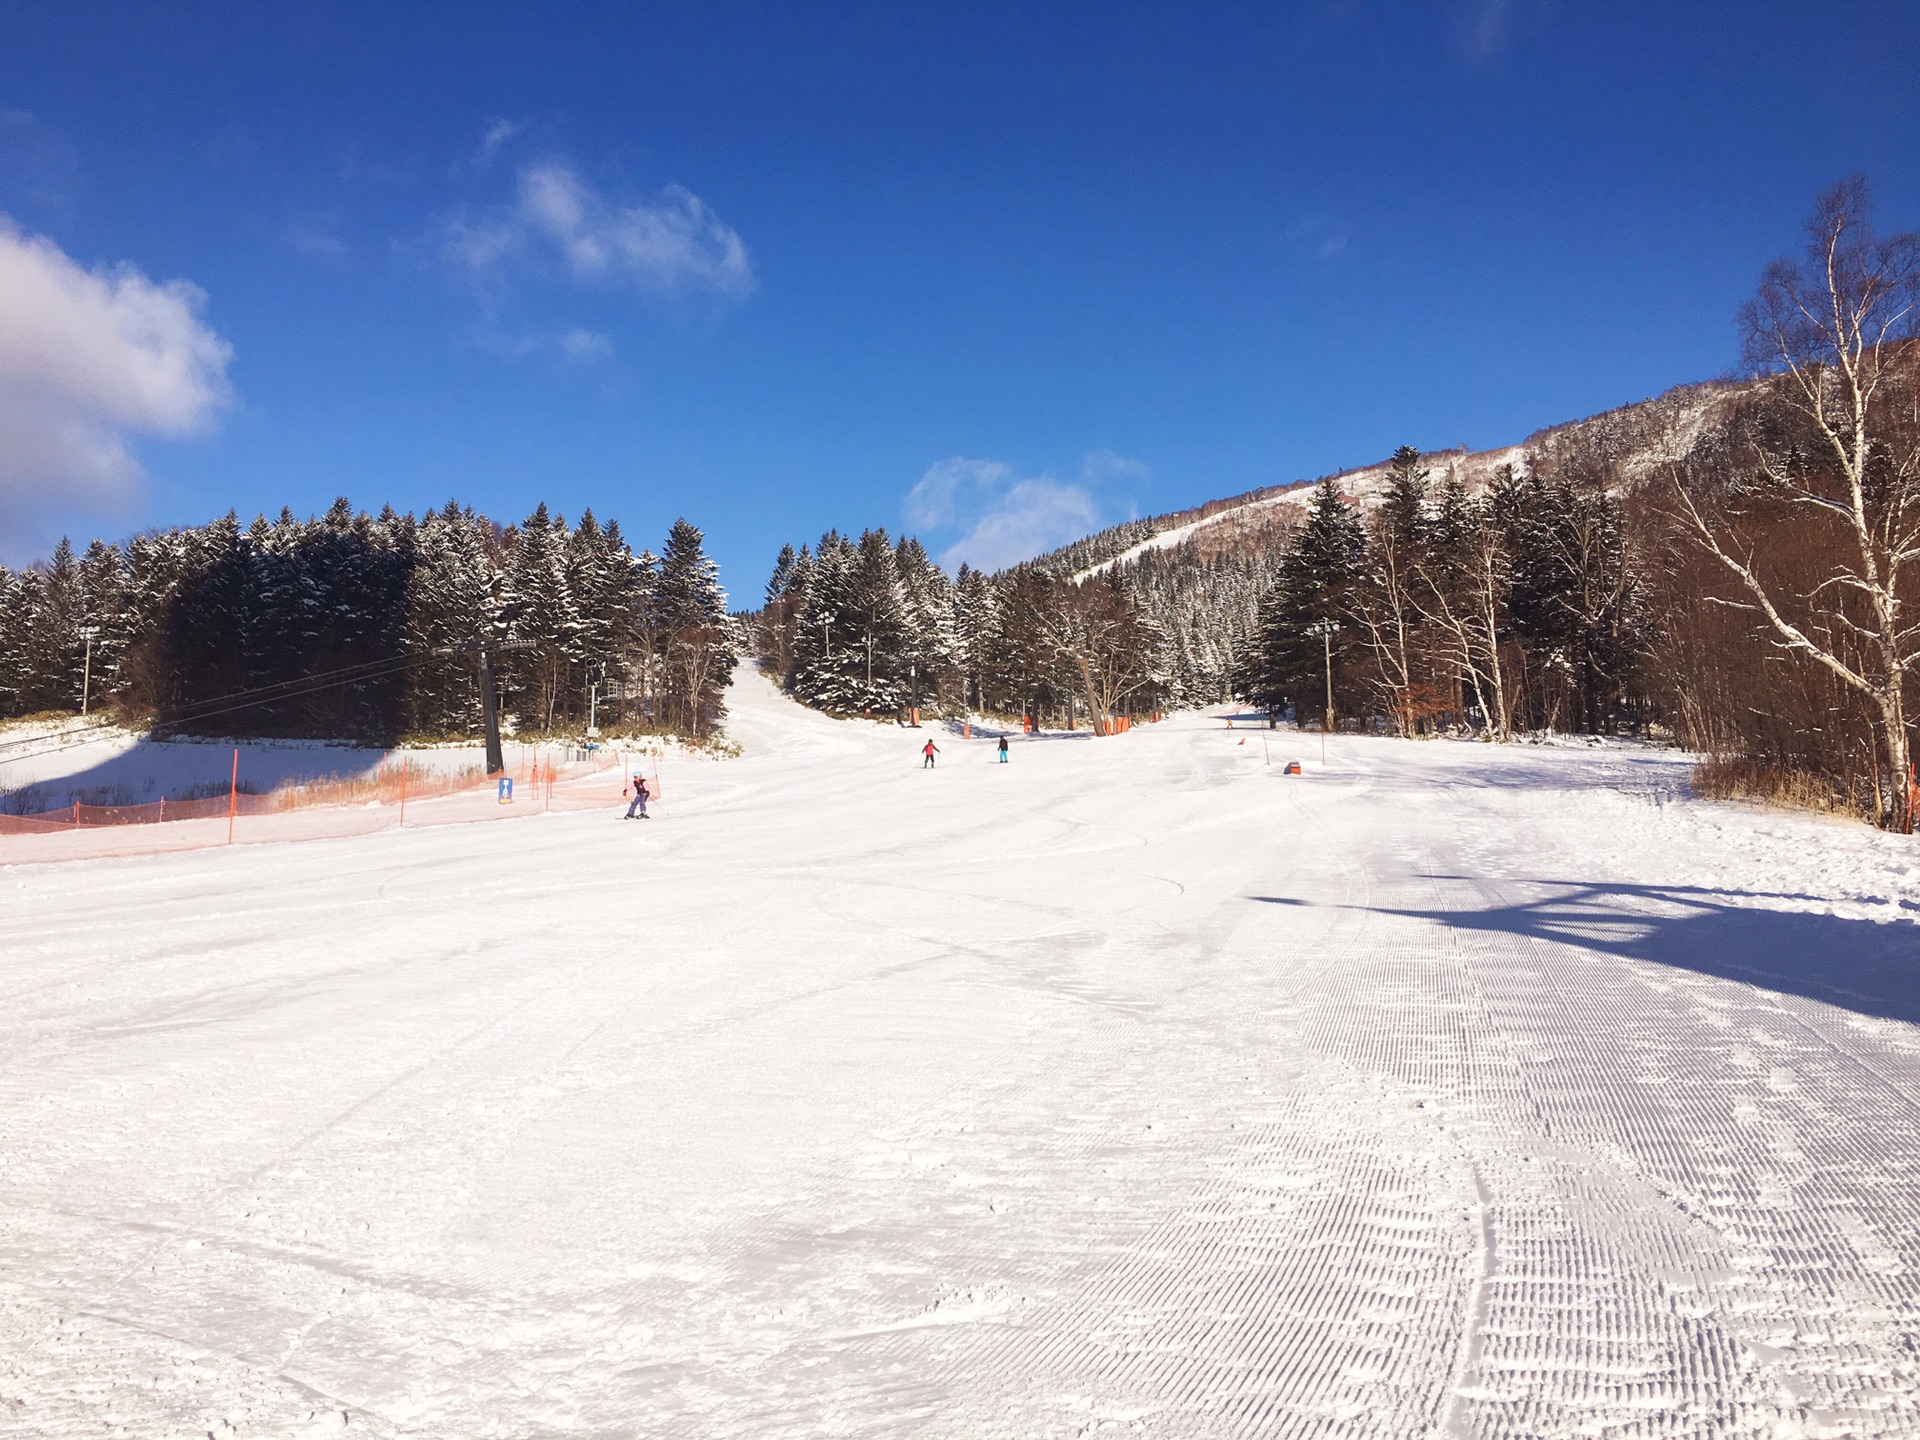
1039, 575, 1163, 731
1674, 178, 1920, 828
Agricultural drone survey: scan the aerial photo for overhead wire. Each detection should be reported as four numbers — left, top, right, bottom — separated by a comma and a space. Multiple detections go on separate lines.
0, 641, 510, 767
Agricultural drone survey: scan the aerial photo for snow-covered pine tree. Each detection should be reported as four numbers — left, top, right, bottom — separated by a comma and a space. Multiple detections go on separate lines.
503, 503, 580, 732
17, 538, 82, 711
0, 567, 25, 715
622, 543, 662, 727
951, 564, 998, 713
405, 501, 501, 736
567, 509, 619, 716
893, 535, 956, 713
655, 518, 737, 736
790, 531, 852, 709
1246, 477, 1369, 726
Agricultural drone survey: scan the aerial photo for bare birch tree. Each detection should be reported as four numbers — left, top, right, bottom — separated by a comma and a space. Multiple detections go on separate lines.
1414, 492, 1513, 742
1040, 575, 1164, 731
1673, 178, 1920, 828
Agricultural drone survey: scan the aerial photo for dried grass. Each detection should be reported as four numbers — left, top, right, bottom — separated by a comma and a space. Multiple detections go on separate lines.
1690, 754, 1859, 817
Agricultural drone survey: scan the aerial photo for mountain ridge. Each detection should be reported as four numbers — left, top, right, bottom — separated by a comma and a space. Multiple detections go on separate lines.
1019, 376, 1749, 582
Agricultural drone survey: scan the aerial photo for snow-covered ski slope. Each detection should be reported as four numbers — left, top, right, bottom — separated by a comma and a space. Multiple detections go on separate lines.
5, 668, 1920, 1439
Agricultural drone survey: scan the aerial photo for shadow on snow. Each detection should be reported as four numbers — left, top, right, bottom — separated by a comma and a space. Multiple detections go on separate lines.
1253, 880, 1920, 1026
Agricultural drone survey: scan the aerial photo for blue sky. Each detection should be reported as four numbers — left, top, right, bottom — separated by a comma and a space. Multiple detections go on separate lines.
1, 2, 1916, 593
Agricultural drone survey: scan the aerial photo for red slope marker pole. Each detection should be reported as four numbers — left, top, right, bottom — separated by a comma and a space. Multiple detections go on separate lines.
227, 747, 239, 845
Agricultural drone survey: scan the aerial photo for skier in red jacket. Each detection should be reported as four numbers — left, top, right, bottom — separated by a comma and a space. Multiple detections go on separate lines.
921, 739, 940, 769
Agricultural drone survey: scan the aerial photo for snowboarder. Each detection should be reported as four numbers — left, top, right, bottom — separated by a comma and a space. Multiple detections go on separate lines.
625, 774, 651, 819
921, 739, 940, 770
997, 736, 1009, 764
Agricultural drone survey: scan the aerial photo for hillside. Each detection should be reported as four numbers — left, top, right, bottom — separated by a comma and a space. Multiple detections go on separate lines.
1033, 377, 1747, 583
996, 377, 1750, 708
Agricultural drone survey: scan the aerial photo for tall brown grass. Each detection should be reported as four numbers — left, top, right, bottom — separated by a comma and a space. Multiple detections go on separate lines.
1690, 754, 1859, 817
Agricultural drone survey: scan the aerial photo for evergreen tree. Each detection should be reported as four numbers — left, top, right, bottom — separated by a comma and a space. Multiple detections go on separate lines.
894, 535, 956, 712
1247, 478, 1369, 725
504, 503, 578, 730
655, 518, 737, 735
792, 529, 905, 713
951, 564, 999, 712
1379, 445, 1430, 547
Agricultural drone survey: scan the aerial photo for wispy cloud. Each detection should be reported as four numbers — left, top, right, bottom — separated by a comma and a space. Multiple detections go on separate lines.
906, 451, 1148, 573
1451, 0, 1523, 59
477, 117, 527, 165
0, 217, 232, 559
283, 215, 346, 259
468, 325, 615, 364
446, 160, 753, 300
1292, 213, 1348, 262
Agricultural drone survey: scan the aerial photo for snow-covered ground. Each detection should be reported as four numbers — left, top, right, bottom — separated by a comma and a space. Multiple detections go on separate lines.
0, 730, 473, 815
3, 668, 1919, 1438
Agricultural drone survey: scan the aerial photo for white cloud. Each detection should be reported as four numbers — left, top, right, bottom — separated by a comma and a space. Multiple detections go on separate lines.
468, 325, 615, 364
1079, 449, 1152, 485
283, 216, 346, 258
559, 327, 614, 362
0, 218, 232, 556
907, 451, 1148, 573
477, 117, 527, 164
941, 478, 1105, 573
904, 456, 1010, 531
448, 161, 753, 299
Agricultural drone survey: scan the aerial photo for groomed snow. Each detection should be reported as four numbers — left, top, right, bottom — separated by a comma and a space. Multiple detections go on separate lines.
3, 668, 1919, 1437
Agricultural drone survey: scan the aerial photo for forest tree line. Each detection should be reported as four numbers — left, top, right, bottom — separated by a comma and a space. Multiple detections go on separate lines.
754, 529, 1172, 732
0, 500, 738, 744
754, 181, 1919, 829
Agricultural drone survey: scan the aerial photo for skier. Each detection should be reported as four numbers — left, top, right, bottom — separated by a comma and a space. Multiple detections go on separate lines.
921, 739, 940, 770
625, 773, 651, 819
997, 735, 1009, 764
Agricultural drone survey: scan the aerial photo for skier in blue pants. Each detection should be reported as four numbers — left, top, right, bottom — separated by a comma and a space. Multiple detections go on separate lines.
625, 774, 650, 819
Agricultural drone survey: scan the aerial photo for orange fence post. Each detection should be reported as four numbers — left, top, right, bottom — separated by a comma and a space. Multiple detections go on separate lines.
398, 760, 407, 829
227, 747, 239, 845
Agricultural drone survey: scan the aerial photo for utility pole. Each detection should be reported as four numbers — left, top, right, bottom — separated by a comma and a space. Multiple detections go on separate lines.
78, 625, 99, 716
1319, 619, 1341, 732
479, 643, 505, 776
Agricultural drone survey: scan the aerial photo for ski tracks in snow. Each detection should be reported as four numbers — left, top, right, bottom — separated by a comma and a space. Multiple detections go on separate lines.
3, 673, 1920, 1437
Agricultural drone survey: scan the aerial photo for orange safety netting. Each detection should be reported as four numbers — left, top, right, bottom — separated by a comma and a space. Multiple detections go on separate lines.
0, 744, 651, 864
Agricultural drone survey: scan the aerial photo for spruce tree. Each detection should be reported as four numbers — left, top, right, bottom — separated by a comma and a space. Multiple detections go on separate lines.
655, 518, 736, 734
1248, 478, 1368, 726
951, 564, 998, 712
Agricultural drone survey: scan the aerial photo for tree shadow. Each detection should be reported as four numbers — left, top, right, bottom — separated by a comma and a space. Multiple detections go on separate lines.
1255, 882, 1920, 1026
0, 737, 391, 816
